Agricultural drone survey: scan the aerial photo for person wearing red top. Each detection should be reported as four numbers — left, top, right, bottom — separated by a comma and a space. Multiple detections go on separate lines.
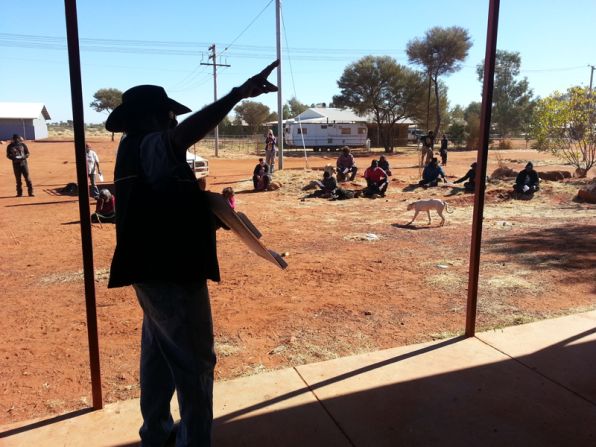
363, 160, 389, 197
91, 189, 116, 223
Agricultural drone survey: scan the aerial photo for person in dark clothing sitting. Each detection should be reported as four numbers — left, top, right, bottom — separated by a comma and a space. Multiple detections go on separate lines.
454, 162, 477, 192
418, 157, 446, 187
378, 155, 392, 176
514, 162, 540, 195
252, 158, 271, 191
308, 171, 338, 198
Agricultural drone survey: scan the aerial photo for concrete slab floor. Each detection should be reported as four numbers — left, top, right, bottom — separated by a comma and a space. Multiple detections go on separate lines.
1, 311, 595, 446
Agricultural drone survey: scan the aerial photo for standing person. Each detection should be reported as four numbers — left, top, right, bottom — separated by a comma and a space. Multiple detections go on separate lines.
440, 134, 448, 166
6, 134, 34, 197
363, 159, 389, 197
85, 143, 102, 199
264, 129, 277, 173
336, 146, 358, 182
421, 130, 435, 166
105, 60, 278, 447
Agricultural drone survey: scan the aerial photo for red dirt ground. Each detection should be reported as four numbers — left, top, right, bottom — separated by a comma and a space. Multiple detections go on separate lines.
1, 139, 594, 424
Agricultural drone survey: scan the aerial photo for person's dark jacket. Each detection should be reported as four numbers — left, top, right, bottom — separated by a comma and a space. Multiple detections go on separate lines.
455, 168, 476, 185
378, 159, 391, 174
6, 141, 30, 165
108, 133, 219, 288
321, 175, 337, 193
515, 169, 539, 188
253, 163, 270, 177
422, 163, 445, 183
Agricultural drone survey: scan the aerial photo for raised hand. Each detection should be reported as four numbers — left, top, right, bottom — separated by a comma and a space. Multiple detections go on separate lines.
238, 60, 279, 99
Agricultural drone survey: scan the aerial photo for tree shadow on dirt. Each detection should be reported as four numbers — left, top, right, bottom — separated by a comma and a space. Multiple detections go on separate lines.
485, 225, 596, 292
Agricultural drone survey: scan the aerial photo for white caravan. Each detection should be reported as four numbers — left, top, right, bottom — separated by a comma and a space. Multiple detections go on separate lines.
284, 122, 368, 151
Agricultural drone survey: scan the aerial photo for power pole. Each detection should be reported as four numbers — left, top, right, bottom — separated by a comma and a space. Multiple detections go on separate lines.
275, 0, 284, 170
589, 64, 595, 94
201, 44, 230, 157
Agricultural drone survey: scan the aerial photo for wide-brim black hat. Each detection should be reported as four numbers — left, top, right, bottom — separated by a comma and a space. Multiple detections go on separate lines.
106, 85, 191, 132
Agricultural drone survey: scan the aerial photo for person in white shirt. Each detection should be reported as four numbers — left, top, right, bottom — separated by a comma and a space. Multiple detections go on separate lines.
85, 144, 102, 199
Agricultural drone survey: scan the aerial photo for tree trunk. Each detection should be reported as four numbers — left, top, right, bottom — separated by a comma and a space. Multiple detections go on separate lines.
111, 132, 115, 142
433, 76, 441, 136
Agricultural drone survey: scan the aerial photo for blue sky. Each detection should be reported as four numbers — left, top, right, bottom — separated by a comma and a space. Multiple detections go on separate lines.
1, 0, 594, 123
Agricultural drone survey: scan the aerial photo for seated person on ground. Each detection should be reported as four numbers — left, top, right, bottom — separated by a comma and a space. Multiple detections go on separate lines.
378, 155, 392, 176
418, 157, 446, 187
91, 189, 116, 223
454, 162, 477, 192
514, 162, 540, 195
222, 187, 236, 209
363, 160, 389, 197
336, 146, 358, 182
308, 171, 338, 198
252, 158, 271, 191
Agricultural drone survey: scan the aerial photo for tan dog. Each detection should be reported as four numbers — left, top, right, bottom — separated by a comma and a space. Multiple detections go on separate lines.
406, 199, 453, 226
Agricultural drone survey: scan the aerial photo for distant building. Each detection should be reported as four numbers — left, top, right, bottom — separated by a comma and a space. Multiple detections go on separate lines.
0, 103, 51, 140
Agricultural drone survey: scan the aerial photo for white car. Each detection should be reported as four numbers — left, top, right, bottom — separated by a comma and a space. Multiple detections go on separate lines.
186, 151, 209, 178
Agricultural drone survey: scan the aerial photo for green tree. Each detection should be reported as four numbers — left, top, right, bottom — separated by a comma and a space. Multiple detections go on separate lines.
333, 55, 426, 152
406, 26, 472, 136
477, 50, 535, 138
90, 88, 122, 141
531, 86, 596, 176
411, 80, 449, 134
447, 105, 467, 147
464, 102, 482, 149
233, 101, 272, 135
286, 97, 308, 118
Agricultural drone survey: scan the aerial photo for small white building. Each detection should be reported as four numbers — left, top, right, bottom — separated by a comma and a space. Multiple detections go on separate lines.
0, 103, 51, 140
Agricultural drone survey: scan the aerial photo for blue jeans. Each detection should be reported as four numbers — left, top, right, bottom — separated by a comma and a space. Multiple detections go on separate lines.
133, 281, 216, 447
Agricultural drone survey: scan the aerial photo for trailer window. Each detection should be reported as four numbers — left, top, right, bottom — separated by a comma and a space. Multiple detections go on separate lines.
321, 125, 327, 129
297, 128, 307, 134
341, 127, 351, 135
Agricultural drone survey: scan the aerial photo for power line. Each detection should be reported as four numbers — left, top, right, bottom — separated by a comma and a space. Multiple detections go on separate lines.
219, 0, 274, 56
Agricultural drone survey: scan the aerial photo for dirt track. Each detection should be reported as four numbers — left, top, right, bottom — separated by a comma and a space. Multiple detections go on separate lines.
1, 138, 594, 424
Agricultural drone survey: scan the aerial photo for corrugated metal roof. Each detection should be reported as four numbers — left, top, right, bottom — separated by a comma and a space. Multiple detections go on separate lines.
0, 103, 51, 120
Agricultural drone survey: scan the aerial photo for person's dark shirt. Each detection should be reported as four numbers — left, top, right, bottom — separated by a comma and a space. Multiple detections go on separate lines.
337, 153, 355, 170
455, 168, 476, 184
378, 159, 390, 172
422, 163, 445, 182
422, 134, 435, 148
515, 169, 539, 187
440, 137, 448, 151
321, 175, 337, 193
253, 163, 270, 177
6, 141, 30, 164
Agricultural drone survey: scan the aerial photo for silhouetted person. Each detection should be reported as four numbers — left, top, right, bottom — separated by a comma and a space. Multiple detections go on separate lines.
454, 162, 477, 192
105, 61, 279, 447
440, 134, 448, 165
6, 134, 33, 197
514, 162, 540, 196
91, 188, 115, 223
